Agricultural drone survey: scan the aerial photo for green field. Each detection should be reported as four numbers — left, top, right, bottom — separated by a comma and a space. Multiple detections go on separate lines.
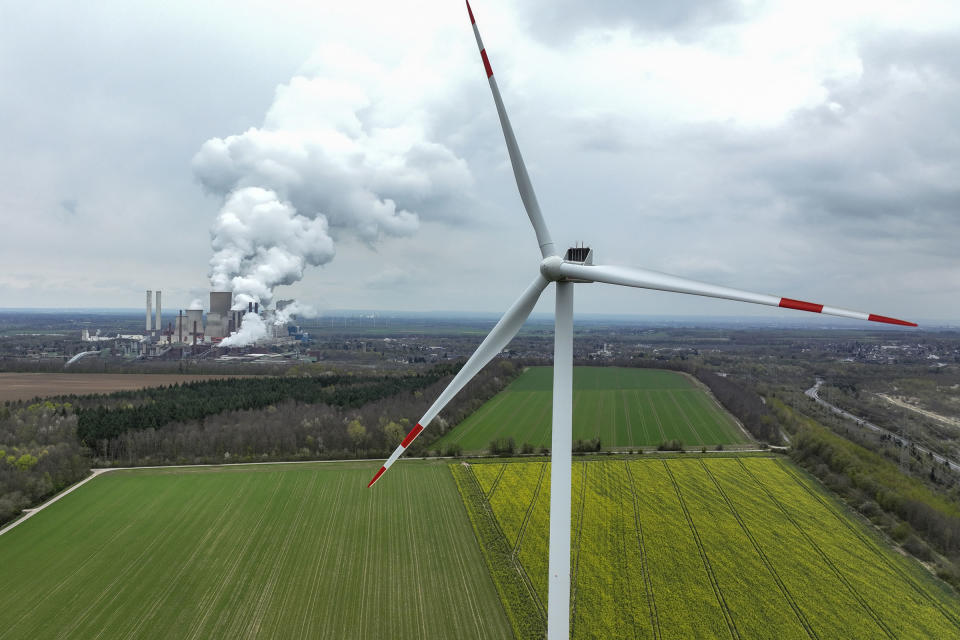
459, 457, 960, 639
0, 461, 509, 640
434, 366, 748, 452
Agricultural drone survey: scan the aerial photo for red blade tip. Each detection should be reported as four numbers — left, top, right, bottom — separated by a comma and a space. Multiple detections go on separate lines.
367, 466, 386, 488
466, 0, 475, 24
868, 314, 917, 327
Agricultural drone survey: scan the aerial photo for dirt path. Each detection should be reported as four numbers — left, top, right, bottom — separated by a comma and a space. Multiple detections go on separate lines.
0, 468, 111, 537
876, 394, 960, 429
806, 380, 960, 473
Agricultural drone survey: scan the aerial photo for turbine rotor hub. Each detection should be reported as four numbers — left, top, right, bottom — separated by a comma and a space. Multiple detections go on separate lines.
540, 255, 564, 281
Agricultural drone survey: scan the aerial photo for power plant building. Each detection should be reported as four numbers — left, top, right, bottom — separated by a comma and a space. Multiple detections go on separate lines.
137, 288, 294, 348
206, 291, 232, 339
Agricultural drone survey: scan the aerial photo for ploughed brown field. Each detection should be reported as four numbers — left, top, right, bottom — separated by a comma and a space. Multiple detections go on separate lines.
0, 373, 248, 402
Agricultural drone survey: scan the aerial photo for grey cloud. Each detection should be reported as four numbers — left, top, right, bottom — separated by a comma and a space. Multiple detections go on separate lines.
753, 33, 960, 241
518, 0, 745, 43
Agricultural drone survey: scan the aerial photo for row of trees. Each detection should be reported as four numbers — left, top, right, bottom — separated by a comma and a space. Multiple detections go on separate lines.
75, 369, 454, 445
0, 361, 521, 524
87, 360, 521, 466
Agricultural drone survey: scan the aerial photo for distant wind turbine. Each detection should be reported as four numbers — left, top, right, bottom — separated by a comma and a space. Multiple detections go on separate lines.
368, 3, 917, 638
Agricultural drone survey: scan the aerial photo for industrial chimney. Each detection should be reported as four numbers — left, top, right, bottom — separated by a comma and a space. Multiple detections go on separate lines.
155, 291, 162, 333
146, 290, 152, 332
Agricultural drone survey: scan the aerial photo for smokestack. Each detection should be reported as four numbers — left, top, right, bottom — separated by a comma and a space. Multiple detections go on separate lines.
248, 301, 253, 313
155, 291, 162, 333
178, 310, 183, 344
255, 302, 259, 314
146, 290, 152, 332
193, 320, 198, 345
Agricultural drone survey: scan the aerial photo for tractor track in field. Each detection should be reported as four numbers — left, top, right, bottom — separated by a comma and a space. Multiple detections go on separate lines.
699, 460, 818, 640
679, 371, 752, 442
624, 460, 661, 640
185, 477, 287, 639
1, 509, 140, 639
776, 460, 960, 632
124, 477, 249, 639
56, 482, 212, 640
569, 462, 589, 639
621, 392, 635, 449
513, 463, 547, 550
646, 391, 668, 442
737, 459, 895, 640
298, 474, 346, 638
453, 390, 512, 443
467, 466, 547, 624
663, 460, 740, 640
668, 390, 705, 446
486, 463, 507, 498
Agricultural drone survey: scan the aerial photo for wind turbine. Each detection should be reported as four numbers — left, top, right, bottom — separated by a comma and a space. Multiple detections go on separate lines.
368, 2, 917, 638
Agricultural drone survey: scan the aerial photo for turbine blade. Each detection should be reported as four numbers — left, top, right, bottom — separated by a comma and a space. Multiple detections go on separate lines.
558, 262, 917, 327
465, 1, 556, 259
368, 274, 549, 487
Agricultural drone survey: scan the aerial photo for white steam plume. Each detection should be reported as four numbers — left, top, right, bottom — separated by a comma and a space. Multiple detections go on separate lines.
219, 312, 266, 348
274, 300, 318, 326
194, 44, 472, 343
209, 188, 334, 305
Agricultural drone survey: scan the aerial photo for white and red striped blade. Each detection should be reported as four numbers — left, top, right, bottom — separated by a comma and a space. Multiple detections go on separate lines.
558, 262, 916, 327
466, 1, 556, 259
368, 273, 550, 487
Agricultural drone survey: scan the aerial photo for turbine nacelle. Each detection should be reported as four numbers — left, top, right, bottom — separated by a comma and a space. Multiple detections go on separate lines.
540, 247, 594, 282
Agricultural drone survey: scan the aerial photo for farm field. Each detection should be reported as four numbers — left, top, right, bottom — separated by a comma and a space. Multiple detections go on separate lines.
433, 366, 747, 452
0, 373, 250, 402
0, 461, 509, 640
461, 456, 960, 639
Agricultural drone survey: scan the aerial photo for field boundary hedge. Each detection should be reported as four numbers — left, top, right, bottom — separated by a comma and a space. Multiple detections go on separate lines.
450, 463, 545, 639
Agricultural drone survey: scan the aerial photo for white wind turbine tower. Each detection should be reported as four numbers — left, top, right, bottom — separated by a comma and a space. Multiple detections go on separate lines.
368, 2, 917, 638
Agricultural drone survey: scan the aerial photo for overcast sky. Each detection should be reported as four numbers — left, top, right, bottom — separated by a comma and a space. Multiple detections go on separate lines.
1, 0, 957, 324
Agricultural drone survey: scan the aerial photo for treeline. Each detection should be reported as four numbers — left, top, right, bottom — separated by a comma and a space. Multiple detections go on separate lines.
89, 360, 520, 466
0, 402, 89, 525
694, 369, 780, 444
772, 397, 960, 588
76, 369, 455, 445
0, 360, 521, 523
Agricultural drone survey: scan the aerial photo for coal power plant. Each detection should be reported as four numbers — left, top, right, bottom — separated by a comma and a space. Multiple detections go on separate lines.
134, 290, 306, 353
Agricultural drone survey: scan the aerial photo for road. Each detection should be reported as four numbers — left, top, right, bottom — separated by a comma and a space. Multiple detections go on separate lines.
805, 379, 960, 473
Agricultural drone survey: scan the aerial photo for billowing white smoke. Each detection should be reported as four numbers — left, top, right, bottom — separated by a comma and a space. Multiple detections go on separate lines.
274, 300, 317, 326
208, 187, 334, 304
187, 298, 204, 311
194, 45, 472, 345
219, 312, 266, 348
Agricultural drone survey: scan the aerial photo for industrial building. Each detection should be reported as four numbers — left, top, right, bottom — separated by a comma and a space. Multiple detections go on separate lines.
137, 290, 300, 349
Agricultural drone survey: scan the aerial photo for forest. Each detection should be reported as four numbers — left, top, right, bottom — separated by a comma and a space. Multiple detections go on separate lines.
0, 360, 520, 526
